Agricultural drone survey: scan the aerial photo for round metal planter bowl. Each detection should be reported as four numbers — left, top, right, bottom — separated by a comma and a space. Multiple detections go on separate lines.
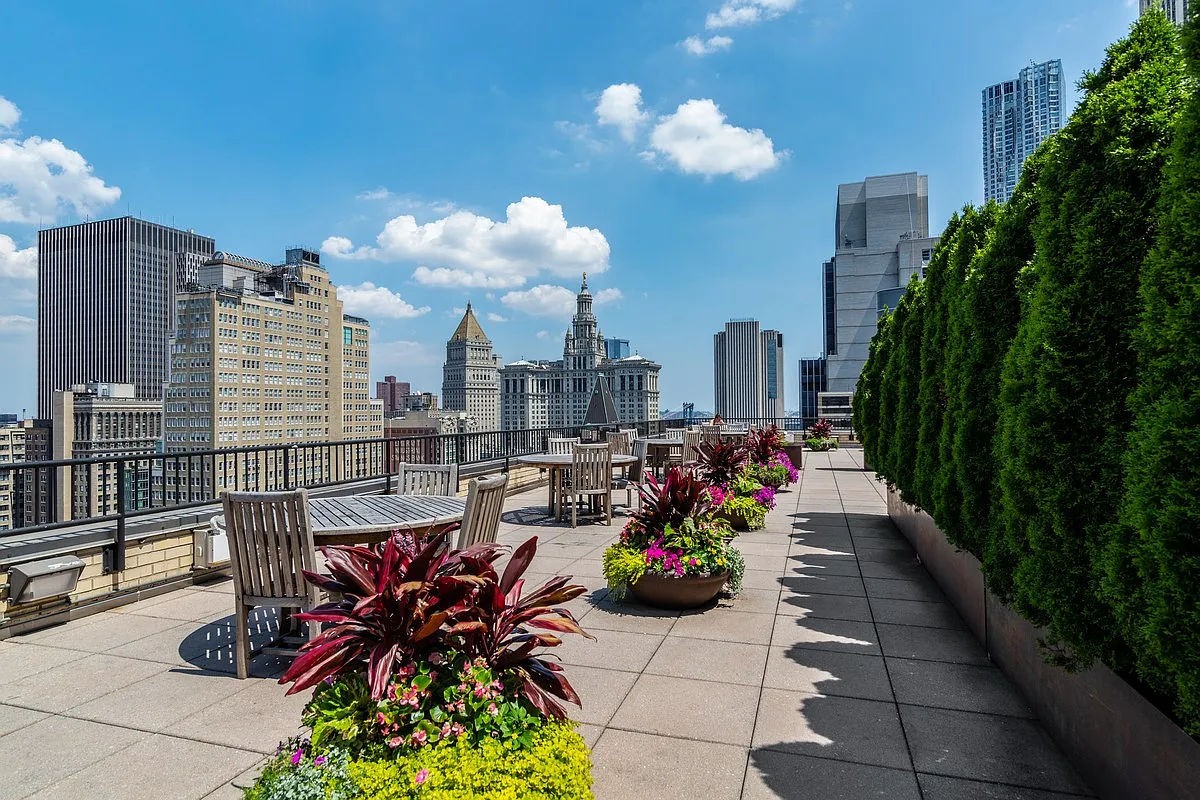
630, 571, 731, 610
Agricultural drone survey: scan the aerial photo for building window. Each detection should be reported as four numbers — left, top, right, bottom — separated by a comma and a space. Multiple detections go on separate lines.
343, 327, 353, 346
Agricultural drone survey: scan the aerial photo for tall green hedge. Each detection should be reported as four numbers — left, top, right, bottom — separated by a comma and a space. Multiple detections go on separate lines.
853, 10, 1199, 732
1109, 10, 1200, 732
853, 308, 891, 472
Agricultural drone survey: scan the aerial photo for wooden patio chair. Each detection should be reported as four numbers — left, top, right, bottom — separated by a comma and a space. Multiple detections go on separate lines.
396, 463, 458, 496
564, 443, 613, 527
221, 488, 320, 680
605, 429, 633, 456
456, 474, 509, 549
548, 437, 580, 455
613, 438, 649, 510
682, 429, 703, 466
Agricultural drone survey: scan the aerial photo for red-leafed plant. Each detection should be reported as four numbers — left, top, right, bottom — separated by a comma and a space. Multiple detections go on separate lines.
630, 466, 715, 535
695, 439, 748, 487
745, 424, 786, 465
808, 418, 834, 439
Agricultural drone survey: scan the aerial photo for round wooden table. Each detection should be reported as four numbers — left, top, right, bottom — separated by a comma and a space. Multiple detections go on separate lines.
516, 453, 637, 518
307, 494, 467, 546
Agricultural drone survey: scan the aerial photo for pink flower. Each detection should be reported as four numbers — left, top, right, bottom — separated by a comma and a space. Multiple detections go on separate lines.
376, 712, 388, 726
291, 749, 303, 766
411, 729, 428, 746
473, 683, 487, 698
487, 702, 499, 716
414, 769, 430, 785
450, 723, 465, 737
428, 651, 445, 665
313, 756, 327, 767
387, 736, 404, 749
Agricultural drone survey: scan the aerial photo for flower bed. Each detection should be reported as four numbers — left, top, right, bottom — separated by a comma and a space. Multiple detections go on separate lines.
243, 535, 596, 799
804, 418, 840, 452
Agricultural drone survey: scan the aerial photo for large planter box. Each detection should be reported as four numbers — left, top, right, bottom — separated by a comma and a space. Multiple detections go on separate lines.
887, 487, 1200, 800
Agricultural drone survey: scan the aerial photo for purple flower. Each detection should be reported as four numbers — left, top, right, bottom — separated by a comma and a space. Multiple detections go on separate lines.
753, 486, 777, 510
313, 756, 327, 767
414, 768, 430, 785
291, 749, 303, 766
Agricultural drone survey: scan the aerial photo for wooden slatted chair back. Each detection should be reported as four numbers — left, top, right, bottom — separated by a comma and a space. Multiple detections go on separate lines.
630, 438, 649, 482
397, 463, 459, 496
457, 474, 509, 549
666, 427, 685, 440
700, 423, 722, 445
548, 437, 580, 455
682, 430, 703, 464
572, 443, 613, 493
222, 488, 316, 603
605, 430, 633, 456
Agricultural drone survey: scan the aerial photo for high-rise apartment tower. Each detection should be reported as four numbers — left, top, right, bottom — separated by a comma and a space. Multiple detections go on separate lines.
982, 59, 1064, 203
713, 320, 785, 420
1141, 0, 1190, 25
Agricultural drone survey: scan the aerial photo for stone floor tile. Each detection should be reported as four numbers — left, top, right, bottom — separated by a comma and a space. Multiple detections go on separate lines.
776, 591, 874, 622
590, 729, 747, 800
550, 627, 663, 672
26, 732, 262, 800
780, 573, 866, 598
0, 653, 168, 713
763, 646, 893, 702
741, 568, 786, 591
869, 597, 967, 630
857, 559, 929, 582
875, 623, 990, 666
165, 677, 309, 753
751, 688, 911, 770
744, 749, 922, 800
0, 642, 85, 685
901, 705, 1091, 795
557, 664, 639, 727
888, 658, 1035, 718
610, 674, 759, 745
864, 575, 946, 603
715, 587, 780, 616
120, 589, 238, 623
736, 540, 792, 557
670, 609, 775, 645
0, 703, 47, 737
0, 716, 144, 800
580, 600, 680, 635
742, 552, 789, 573
644, 636, 768, 686
771, 616, 879, 655
854, 547, 922, 566
918, 773, 1096, 799
71, 668, 253, 733
786, 554, 863, 577
20, 612, 185, 655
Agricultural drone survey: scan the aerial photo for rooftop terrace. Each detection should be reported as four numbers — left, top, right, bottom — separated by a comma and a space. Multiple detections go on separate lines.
0, 448, 1091, 799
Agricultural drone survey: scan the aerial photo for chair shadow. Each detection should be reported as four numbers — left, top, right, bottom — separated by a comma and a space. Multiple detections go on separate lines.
176, 607, 292, 678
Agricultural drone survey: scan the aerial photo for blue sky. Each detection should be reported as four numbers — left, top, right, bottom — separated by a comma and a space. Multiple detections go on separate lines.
0, 0, 1139, 416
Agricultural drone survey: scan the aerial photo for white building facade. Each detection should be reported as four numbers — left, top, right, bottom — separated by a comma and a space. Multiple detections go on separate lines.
441, 304, 501, 432
713, 320, 785, 420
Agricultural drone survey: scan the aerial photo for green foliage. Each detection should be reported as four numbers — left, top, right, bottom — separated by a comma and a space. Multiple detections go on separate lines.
724, 546, 746, 597
1111, 6, 1200, 733
853, 309, 890, 471
601, 545, 647, 599
245, 724, 593, 800
804, 437, 838, 452
890, 277, 927, 505
304, 675, 376, 752
995, 10, 1188, 666
723, 495, 767, 530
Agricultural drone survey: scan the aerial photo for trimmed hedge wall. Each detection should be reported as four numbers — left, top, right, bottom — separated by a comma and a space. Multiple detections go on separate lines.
854, 10, 1200, 734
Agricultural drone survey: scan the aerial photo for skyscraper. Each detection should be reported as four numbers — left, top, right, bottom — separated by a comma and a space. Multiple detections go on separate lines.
823, 173, 937, 396
442, 303, 501, 431
376, 376, 412, 417
37, 217, 215, 418
798, 357, 826, 422
982, 59, 1064, 203
713, 320, 785, 419
1141, 0, 1190, 25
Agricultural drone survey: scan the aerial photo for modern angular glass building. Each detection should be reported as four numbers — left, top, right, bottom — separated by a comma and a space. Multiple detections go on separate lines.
1140, 0, 1190, 25
982, 59, 1064, 204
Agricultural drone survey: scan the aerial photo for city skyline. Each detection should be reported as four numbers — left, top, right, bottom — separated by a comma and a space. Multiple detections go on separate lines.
0, 2, 1142, 414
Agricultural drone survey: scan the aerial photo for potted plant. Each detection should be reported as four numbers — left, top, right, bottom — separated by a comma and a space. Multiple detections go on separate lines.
805, 419, 840, 452
694, 440, 773, 531
744, 425, 800, 489
781, 431, 806, 470
244, 535, 597, 799
602, 467, 744, 609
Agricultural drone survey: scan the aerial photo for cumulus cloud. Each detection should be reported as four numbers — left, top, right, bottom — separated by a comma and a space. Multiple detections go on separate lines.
337, 281, 430, 319
595, 83, 649, 143
706, 0, 797, 29
501, 284, 621, 318
322, 196, 609, 290
0, 234, 36, 279
682, 35, 733, 55
648, 99, 784, 180
486, 312, 507, 323
0, 97, 19, 131
0, 315, 34, 334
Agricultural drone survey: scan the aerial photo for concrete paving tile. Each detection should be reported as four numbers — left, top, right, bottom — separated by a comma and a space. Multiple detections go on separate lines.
770, 616, 879, 655
0, 642, 86, 685
550, 627, 663, 673
165, 676, 309, 753
736, 540, 792, 557
26, 732, 262, 800
716, 587, 780, 615
0, 703, 47, 737
576, 722, 604, 748
901, 705, 1091, 794
764, 646, 893, 701
580, 600, 679, 635
857, 559, 929, 581
0, 653, 168, 713
752, 687, 911, 770
742, 552, 789, 573
741, 568, 786, 591
868, 599, 963, 633
71, 667, 253, 733
610, 674, 759, 745
918, 773, 1096, 799
786, 554, 863, 576
0, 716, 144, 800
776, 591, 873, 622
864, 575, 946, 603
744, 749, 922, 800
876, 623, 990, 666
644, 636, 768, 686
888, 658, 1035, 718
854, 547, 921, 566
557, 664, 638, 727
590, 729, 747, 800
780, 573, 866, 598
670, 609, 775, 645
21, 612, 184, 654
119, 589, 237, 623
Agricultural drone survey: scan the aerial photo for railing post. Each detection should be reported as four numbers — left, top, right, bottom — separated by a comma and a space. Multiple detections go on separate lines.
112, 459, 127, 574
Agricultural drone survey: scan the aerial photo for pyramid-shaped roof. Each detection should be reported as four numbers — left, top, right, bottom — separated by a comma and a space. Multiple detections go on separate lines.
583, 374, 619, 426
450, 302, 489, 342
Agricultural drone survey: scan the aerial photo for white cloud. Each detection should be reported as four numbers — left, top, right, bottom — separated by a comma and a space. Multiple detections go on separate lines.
0, 137, 121, 225
648, 99, 784, 180
486, 312, 507, 323
337, 281, 430, 319
706, 0, 798, 29
356, 187, 392, 201
322, 196, 610, 290
682, 35, 733, 55
501, 284, 622, 318
0, 97, 19, 132
536, 330, 551, 340
0, 315, 34, 334
0, 234, 36, 279
595, 83, 649, 143
371, 338, 439, 368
